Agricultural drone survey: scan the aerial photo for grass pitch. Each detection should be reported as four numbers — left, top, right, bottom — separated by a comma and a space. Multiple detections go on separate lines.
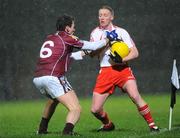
0, 94, 180, 138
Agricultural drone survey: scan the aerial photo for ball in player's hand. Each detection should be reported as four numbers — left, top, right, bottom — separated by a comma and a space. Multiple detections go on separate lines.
110, 41, 129, 63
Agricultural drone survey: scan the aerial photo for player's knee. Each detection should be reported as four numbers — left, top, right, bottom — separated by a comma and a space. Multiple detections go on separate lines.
70, 104, 81, 113
77, 105, 82, 113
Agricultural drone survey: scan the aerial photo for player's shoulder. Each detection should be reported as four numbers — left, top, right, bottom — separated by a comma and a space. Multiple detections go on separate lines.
114, 25, 128, 33
90, 26, 104, 40
44, 33, 61, 44
44, 32, 75, 44
46, 31, 61, 38
90, 26, 102, 34
57, 31, 78, 42
43, 33, 55, 42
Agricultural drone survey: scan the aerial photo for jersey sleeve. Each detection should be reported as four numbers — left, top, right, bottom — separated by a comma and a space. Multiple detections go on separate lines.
120, 29, 135, 48
90, 27, 105, 42
64, 34, 84, 48
90, 32, 95, 42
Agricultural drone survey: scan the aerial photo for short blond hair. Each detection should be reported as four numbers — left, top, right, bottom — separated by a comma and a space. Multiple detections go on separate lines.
100, 5, 114, 16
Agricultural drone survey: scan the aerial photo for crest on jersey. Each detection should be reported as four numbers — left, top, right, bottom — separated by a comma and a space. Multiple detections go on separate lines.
70, 35, 79, 41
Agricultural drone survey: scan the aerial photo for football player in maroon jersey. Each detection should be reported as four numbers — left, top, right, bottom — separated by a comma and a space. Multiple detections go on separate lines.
33, 14, 118, 136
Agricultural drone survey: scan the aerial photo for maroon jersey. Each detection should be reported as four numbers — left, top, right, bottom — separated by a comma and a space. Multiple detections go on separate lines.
34, 31, 83, 77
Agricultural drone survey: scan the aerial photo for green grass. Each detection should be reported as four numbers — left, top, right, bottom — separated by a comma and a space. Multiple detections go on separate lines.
0, 94, 180, 138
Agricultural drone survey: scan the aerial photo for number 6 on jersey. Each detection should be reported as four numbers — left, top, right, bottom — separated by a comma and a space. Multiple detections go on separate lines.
40, 40, 54, 58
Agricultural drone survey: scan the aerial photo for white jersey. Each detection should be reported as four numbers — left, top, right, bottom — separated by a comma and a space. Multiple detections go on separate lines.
90, 25, 135, 67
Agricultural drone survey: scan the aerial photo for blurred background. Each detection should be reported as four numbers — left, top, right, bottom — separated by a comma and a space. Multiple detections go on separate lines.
0, 0, 180, 100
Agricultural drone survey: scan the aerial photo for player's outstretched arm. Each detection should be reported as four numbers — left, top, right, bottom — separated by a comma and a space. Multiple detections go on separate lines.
81, 30, 119, 57
81, 39, 108, 51
81, 30, 118, 51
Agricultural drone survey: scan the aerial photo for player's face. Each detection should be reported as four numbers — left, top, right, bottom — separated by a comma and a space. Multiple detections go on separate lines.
66, 21, 75, 35
99, 9, 114, 28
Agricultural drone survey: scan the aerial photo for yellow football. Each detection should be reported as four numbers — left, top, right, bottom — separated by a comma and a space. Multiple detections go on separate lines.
110, 41, 129, 58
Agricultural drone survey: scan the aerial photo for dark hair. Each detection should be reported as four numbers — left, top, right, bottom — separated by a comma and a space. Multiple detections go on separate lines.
56, 14, 75, 31
100, 5, 114, 16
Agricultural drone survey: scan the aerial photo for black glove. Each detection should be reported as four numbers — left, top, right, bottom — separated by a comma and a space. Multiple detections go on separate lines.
109, 51, 122, 63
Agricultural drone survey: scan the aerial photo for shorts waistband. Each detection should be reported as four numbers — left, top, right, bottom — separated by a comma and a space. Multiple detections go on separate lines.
101, 64, 129, 70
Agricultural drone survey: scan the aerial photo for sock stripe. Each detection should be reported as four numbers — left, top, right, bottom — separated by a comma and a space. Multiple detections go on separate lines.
138, 104, 156, 129
138, 104, 148, 111
139, 108, 150, 115
149, 122, 155, 127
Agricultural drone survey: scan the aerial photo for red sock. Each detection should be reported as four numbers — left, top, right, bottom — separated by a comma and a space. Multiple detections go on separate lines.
92, 111, 110, 124
138, 104, 155, 128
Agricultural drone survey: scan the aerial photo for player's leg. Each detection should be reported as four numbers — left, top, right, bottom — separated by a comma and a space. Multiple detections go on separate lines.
38, 98, 59, 134
56, 90, 81, 135
122, 80, 159, 131
91, 67, 116, 131
91, 92, 115, 131
91, 92, 109, 124
34, 76, 81, 135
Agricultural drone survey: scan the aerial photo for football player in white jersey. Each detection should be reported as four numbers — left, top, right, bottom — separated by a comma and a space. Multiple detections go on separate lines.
89, 5, 159, 132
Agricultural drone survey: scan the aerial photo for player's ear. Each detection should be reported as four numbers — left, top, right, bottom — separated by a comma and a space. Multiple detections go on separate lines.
111, 15, 114, 21
65, 26, 70, 33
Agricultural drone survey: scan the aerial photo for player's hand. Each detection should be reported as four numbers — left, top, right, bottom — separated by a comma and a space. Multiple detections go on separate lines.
70, 51, 84, 60
106, 30, 118, 42
109, 51, 122, 63
83, 50, 91, 55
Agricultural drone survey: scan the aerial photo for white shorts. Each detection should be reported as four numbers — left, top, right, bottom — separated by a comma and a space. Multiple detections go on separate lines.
33, 76, 73, 99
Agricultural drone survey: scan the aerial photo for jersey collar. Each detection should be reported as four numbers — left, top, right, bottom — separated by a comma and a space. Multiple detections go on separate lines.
99, 23, 115, 31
